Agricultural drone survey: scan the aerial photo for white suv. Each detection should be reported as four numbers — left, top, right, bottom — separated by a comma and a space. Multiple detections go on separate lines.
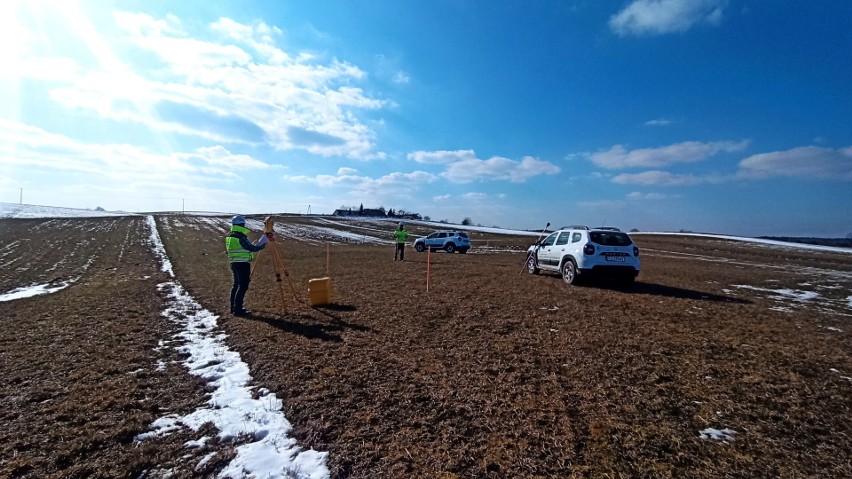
413, 230, 472, 254
525, 226, 639, 286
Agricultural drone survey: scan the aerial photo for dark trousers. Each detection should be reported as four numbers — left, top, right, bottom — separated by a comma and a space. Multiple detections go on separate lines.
395, 243, 405, 261
230, 262, 251, 312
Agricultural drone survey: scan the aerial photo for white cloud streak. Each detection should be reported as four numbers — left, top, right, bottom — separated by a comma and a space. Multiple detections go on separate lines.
393, 71, 411, 84
627, 191, 673, 200
408, 150, 560, 183
610, 0, 728, 36
461, 192, 488, 201
0, 119, 269, 182
612, 170, 708, 186
284, 170, 438, 196
737, 146, 852, 180
590, 140, 748, 169
645, 118, 673, 126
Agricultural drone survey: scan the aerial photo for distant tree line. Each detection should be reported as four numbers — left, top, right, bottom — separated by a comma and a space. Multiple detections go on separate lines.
333, 203, 422, 220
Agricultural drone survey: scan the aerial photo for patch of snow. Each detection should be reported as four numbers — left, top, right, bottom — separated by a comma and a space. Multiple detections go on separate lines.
0, 278, 77, 302
195, 452, 218, 472
138, 216, 329, 479
699, 428, 737, 442
633, 231, 852, 254
308, 225, 388, 244
146, 216, 174, 276
733, 285, 820, 303
0, 202, 132, 218
185, 436, 211, 449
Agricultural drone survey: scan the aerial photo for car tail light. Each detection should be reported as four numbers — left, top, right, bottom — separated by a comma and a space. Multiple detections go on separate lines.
633, 246, 639, 257
583, 243, 595, 255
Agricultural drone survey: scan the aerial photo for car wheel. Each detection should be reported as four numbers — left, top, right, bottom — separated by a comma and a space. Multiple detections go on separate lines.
415, 243, 425, 253
526, 254, 540, 274
445, 243, 456, 253
561, 260, 577, 285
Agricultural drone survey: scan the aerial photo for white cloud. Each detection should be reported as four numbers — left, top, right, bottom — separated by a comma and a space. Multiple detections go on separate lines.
409, 150, 560, 183
461, 192, 488, 201
409, 150, 477, 165
627, 191, 672, 200
433, 194, 452, 202
610, 0, 727, 36
283, 170, 438, 196
645, 118, 673, 126
337, 167, 358, 175
0, 119, 267, 178
393, 71, 411, 84
737, 146, 852, 180
30, 11, 389, 160
182, 145, 270, 171
590, 140, 748, 169
612, 170, 705, 186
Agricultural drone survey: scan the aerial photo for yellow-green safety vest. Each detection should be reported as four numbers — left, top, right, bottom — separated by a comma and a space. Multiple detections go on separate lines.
225, 225, 254, 263
393, 229, 409, 244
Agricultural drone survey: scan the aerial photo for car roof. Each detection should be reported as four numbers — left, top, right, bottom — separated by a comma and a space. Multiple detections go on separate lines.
554, 225, 623, 232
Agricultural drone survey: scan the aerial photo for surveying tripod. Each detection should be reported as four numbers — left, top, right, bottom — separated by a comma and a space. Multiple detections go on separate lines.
251, 216, 301, 308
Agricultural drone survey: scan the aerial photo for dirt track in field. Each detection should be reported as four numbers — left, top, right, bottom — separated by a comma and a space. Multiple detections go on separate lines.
1, 215, 851, 478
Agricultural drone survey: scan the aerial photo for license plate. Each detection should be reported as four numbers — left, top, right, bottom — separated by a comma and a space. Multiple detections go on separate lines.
605, 256, 625, 262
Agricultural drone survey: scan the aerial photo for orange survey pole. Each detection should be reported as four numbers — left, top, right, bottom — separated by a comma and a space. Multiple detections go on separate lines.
426, 246, 431, 292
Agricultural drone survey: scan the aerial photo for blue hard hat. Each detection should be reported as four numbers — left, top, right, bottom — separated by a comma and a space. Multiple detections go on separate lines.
231, 215, 246, 225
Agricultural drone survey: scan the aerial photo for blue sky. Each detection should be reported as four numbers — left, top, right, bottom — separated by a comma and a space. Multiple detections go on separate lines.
1, 0, 850, 237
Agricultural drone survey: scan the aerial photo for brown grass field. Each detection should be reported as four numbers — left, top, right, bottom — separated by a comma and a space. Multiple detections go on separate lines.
1, 215, 850, 478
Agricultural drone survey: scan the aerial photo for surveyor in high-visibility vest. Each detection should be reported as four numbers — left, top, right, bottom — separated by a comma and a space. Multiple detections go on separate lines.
225, 215, 271, 316
393, 223, 409, 261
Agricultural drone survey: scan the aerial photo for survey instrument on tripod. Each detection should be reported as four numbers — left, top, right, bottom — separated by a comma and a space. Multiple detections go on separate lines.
521, 222, 550, 273
251, 216, 302, 309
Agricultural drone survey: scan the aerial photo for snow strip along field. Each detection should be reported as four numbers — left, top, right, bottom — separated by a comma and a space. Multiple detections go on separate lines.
138, 216, 330, 478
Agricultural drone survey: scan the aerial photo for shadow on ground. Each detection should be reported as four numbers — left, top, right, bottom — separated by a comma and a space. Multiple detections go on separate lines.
246, 303, 372, 341
626, 281, 751, 303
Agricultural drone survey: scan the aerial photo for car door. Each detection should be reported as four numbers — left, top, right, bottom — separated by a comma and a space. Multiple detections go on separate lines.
546, 232, 572, 268
426, 232, 444, 249
536, 232, 560, 269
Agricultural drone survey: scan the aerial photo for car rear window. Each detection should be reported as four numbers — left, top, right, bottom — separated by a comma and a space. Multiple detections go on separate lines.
458, 232, 469, 238
589, 232, 633, 246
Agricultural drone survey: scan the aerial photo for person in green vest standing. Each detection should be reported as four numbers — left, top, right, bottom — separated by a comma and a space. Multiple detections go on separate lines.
225, 215, 270, 316
393, 222, 409, 261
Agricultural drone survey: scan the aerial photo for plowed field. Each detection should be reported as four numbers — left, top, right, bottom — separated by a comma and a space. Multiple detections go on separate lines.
1, 215, 850, 478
